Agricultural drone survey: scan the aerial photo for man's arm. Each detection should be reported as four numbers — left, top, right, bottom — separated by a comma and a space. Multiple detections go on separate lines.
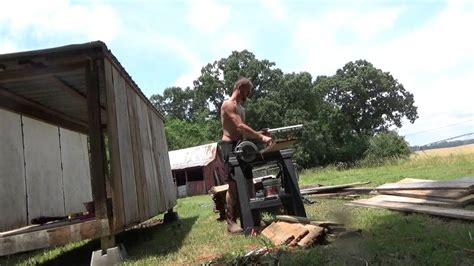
222, 101, 273, 145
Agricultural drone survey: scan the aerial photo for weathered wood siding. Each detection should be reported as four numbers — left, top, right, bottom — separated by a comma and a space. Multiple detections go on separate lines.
60, 128, 93, 214
105, 58, 176, 230
23, 116, 65, 220
0, 109, 92, 232
0, 109, 27, 231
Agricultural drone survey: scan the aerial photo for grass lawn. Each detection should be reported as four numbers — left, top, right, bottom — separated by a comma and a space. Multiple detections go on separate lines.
1, 152, 473, 265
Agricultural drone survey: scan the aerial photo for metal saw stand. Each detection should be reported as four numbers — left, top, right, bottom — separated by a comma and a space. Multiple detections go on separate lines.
229, 148, 307, 235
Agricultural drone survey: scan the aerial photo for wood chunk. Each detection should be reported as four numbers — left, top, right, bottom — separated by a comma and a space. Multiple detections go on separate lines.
348, 198, 474, 221
261, 222, 294, 246
297, 225, 325, 248
283, 223, 309, 246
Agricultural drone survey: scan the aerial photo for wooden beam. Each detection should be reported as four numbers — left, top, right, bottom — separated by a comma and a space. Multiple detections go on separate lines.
0, 87, 88, 134
86, 59, 113, 251
86, 60, 108, 220
0, 62, 85, 84
0, 219, 109, 256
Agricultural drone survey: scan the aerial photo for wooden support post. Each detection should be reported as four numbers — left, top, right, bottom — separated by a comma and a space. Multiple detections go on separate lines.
86, 59, 115, 251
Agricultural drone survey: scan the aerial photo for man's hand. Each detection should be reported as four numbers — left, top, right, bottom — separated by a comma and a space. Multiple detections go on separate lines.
261, 135, 273, 145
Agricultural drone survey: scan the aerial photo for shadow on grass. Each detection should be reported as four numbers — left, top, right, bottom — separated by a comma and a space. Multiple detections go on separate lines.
0, 216, 197, 266
120, 215, 198, 261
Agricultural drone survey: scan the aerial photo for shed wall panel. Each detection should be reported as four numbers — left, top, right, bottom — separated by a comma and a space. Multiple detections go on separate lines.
126, 86, 148, 221
157, 118, 177, 208
111, 67, 139, 225
136, 96, 159, 216
148, 113, 166, 212
0, 109, 27, 231
104, 59, 126, 231
23, 116, 65, 220
60, 128, 92, 214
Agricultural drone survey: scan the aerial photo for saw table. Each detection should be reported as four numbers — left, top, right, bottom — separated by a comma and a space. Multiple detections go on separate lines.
229, 124, 307, 234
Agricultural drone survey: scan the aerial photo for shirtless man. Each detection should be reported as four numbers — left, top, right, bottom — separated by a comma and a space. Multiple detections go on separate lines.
220, 78, 272, 234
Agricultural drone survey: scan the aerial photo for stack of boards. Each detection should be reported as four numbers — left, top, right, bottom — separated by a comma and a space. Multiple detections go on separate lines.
348, 177, 474, 221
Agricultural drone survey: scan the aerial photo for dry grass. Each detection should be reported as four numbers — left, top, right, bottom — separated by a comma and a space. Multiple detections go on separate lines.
413, 143, 474, 157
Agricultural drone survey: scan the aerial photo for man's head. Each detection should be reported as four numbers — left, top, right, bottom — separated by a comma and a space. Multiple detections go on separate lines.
233, 77, 253, 103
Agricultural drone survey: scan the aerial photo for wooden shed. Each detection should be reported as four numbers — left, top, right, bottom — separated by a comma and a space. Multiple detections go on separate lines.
169, 143, 225, 197
0, 41, 176, 256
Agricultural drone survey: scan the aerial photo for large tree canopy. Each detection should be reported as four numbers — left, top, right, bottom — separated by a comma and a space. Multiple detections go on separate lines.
150, 52, 418, 168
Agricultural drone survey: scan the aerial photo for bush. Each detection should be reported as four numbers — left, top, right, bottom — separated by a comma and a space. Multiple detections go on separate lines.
363, 131, 411, 165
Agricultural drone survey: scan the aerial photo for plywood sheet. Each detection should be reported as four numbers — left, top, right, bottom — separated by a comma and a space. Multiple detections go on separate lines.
60, 128, 92, 214
0, 109, 27, 231
23, 116, 65, 220
112, 67, 139, 225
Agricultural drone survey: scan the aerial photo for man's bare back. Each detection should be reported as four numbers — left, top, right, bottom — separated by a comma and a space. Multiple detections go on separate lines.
221, 99, 245, 142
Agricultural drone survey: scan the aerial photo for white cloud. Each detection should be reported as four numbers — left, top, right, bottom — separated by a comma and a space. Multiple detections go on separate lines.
0, 0, 121, 44
261, 0, 287, 21
292, 2, 474, 145
187, 0, 230, 33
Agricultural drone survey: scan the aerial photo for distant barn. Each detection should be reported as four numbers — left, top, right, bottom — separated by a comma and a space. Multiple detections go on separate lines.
169, 143, 225, 197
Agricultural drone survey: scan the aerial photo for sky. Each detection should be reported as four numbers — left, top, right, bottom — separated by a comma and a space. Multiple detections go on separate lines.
0, 0, 473, 146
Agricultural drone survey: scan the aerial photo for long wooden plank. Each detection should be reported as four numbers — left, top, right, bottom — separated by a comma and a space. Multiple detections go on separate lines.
104, 59, 126, 232
380, 178, 470, 199
112, 66, 139, 225
60, 128, 93, 214
126, 85, 148, 221
376, 180, 474, 191
0, 219, 109, 256
300, 181, 371, 195
23, 116, 65, 220
348, 198, 474, 221
364, 195, 456, 207
137, 97, 159, 216
0, 109, 27, 231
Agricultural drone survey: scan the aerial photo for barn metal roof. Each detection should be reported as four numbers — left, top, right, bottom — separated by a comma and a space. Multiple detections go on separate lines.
0, 41, 164, 133
169, 142, 219, 170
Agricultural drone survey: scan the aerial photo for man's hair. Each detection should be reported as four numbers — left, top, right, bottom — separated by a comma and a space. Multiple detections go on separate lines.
234, 77, 253, 91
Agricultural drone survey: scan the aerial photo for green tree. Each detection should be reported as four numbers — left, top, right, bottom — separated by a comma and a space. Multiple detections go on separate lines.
316, 60, 418, 135
363, 131, 412, 164
150, 86, 193, 121
192, 50, 283, 118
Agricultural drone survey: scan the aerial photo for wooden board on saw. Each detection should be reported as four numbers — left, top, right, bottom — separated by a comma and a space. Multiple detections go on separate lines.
261, 221, 325, 247
379, 178, 471, 200
347, 197, 474, 221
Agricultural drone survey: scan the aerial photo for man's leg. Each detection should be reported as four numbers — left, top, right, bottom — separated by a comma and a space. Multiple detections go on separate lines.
226, 179, 243, 234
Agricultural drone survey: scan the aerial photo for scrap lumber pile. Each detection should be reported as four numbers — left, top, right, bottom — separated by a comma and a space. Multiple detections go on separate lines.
261, 215, 345, 248
347, 177, 474, 221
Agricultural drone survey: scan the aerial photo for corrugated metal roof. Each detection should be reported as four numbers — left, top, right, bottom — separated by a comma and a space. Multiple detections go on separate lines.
0, 41, 165, 129
169, 143, 219, 170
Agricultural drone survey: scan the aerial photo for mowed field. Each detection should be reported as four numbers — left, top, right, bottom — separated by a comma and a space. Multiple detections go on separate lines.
414, 143, 474, 157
